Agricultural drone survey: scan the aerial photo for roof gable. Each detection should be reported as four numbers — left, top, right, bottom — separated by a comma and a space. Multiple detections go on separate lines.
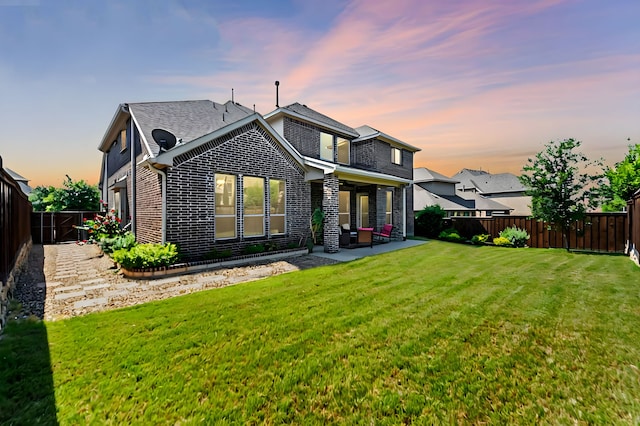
265, 102, 359, 137
355, 125, 421, 153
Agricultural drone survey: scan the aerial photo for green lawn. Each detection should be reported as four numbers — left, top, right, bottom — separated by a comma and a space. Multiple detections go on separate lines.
2, 241, 639, 424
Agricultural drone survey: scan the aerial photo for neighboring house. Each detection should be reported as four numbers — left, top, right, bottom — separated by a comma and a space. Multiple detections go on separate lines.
452, 168, 531, 216
413, 167, 512, 217
97, 100, 419, 258
4, 168, 32, 197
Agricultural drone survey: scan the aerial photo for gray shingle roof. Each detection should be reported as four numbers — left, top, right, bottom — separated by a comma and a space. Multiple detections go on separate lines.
414, 183, 512, 213
282, 103, 358, 136
413, 167, 459, 184
452, 168, 527, 194
129, 100, 254, 156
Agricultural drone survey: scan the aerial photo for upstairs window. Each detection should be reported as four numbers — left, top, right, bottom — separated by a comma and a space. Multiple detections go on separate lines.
215, 174, 237, 239
391, 147, 402, 165
337, 137, 350, 164
320, 132, 333, 161
243, 176, 265, 237
120, 129, 127, 152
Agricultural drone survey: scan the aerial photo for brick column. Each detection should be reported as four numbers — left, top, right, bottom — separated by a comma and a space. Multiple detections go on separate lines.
322, 173, 340, 253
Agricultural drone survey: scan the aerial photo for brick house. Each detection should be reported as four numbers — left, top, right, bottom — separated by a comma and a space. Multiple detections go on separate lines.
98, 100, 419, 258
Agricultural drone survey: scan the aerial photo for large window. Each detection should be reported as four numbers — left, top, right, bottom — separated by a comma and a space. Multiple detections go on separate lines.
243, 176, 265, 237
391, 147, 402, 165
337, 137, 350, 164
385, 190, 393, 224
339, 191, 350, 226
270, 179, 286, 235
320, 132, 333, 161
215, 174, 236, 239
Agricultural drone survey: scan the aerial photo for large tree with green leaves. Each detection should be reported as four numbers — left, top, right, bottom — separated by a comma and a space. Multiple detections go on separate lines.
600, 142, 640, 212
29, 175, 100, 212
519, 138, 602, 251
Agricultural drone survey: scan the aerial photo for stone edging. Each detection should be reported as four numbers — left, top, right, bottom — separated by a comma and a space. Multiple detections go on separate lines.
119, 248, 309, 279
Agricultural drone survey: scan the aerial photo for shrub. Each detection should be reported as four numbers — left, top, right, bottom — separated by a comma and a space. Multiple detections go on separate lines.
98, 232, 136, 254
242, 244, 265, 255
112, 243, 179, 269
415, 205, 446, 238
82, 205, 127, 243
493, 236, 513, 247
471, 234, 490, 245
438, 228, 466, 243
499, 226, 530, 248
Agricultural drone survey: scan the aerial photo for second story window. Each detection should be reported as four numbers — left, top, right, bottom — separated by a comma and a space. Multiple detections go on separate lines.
320, 132, 333, 161
337, 137, 350, 164
391, 147, 402, 165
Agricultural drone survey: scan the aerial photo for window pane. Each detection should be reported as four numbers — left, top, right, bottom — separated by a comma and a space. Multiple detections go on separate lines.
215, 174, 236, 239
216, 217, 236, 239
320, 132, 333, 161
391, 148, 402, 165
244, 216, 264, 236
337, 137, 349, 164
270, 179, 285, 214
215, 174, 236, 209
339, 191, 350, 226
270, 216, 285, 235
385, 191, 392, 224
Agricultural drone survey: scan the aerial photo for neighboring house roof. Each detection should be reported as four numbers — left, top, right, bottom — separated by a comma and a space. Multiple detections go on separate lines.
414, 183, 512, 213
264, 102, 359, 137
413, 167, 459, 184
354, 125, 421, 153
4, 167, 32, 195
452, 168, 527, 194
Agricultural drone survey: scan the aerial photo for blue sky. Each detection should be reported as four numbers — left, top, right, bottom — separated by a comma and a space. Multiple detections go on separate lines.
1, 0, 639, 187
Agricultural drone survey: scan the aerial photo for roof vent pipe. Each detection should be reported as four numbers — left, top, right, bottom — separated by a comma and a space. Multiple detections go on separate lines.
231, 88, 234, 103
275, 81, 280, 107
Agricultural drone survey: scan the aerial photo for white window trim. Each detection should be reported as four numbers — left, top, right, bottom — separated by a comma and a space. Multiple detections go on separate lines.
269, 179, 286, 236
215, 173, 237, 240
243, 176, 266, 238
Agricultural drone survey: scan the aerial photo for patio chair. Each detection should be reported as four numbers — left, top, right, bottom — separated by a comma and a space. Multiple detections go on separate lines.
373, 224, 393, 243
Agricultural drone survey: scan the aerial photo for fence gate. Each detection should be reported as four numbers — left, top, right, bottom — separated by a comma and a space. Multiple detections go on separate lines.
31, 212, 98, 243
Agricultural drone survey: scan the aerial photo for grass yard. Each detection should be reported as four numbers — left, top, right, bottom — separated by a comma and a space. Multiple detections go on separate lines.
1, 241, 639, 424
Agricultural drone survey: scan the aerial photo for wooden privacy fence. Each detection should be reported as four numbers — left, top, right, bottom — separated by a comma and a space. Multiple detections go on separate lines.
31, 211, 99, 244
451, 213, 628, 253
1, 159, 32, 287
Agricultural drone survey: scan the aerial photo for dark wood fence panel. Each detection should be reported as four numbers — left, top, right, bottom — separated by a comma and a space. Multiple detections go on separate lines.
1, 157, 32, 328
451, 213, 628, 253
628, 192, 640, 264
31, 212, 98, 243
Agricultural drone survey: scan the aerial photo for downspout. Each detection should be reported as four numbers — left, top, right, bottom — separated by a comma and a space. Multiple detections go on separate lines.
129, 110, 136, 236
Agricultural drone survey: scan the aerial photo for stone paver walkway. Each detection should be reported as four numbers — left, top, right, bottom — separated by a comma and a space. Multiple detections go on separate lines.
33, 243, 336, 321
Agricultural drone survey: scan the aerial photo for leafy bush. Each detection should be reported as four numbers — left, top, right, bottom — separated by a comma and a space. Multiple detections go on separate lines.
242, 244, 265, 255
112, 243, 179, 269
499, 226, 530, 248
471, 234, 490, 245
99, 232, 136, 254
493, 236, 513, 247
204, 248, 233, 260
82, 203, 127, 243
438, 228, 466, 243
415, 205, 446, 238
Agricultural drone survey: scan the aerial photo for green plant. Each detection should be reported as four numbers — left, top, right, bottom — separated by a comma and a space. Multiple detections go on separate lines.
471, 234, 490, 245
499, 226, 530, 247
204, 248, 233, 260
438, 228, 466, 243
242, 244, 265, 255
415, 205, 446, 238
82, 202, 127, 243
493, 236, 513, 246
112, 243, 179, 269
310, 207, 325, 245
29, 175, 100, 212
98, 232, 136, 254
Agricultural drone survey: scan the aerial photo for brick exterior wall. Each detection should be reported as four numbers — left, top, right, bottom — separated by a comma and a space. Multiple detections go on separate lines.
164, 123, 310, 260
352, 138, 413, 180
135, 165, 163, 244
322, 173, 340, 253
283, 117, 321, 158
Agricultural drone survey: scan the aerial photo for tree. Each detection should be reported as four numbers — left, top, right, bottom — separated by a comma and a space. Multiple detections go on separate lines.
600, 142, 640, 212
519, 138, 602, 251
29, 175, 101, 212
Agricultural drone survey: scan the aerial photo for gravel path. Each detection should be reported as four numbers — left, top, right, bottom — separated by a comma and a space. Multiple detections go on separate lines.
10, 243, 338, 321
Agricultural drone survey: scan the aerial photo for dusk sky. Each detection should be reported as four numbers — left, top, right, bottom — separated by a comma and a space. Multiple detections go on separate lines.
1, 0, 639, 188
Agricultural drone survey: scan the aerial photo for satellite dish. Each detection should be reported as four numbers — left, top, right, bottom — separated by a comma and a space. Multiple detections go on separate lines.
152, 128, 177, 151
